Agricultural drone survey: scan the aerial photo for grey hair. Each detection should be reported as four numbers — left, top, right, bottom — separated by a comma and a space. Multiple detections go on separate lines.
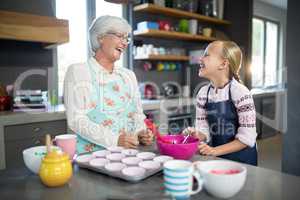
88, 15, 132, 52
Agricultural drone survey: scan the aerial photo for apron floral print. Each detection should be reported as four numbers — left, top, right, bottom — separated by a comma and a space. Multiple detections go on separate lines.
76, 60, 138, 154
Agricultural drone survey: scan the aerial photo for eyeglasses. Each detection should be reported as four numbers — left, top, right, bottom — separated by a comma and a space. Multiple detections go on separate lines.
105, 32, 131, 44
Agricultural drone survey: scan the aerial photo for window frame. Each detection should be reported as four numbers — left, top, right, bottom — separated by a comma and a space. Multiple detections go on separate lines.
50, 0, 127, 103
252, 16, 280, 88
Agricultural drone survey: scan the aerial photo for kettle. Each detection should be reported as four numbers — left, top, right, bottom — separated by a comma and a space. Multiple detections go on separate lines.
39, 134, 72, 187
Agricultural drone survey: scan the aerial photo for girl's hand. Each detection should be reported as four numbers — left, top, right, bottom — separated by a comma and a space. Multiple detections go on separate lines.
138, 129, 154, 146
182, 127, 207, 142
199, 143, 217, 156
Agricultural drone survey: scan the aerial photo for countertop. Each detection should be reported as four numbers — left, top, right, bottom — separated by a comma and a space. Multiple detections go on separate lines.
1, 145, 300, 200
251, 88, 286, 98
0, 98, 195, 126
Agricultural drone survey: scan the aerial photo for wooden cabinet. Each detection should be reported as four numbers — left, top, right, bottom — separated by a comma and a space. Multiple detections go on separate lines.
4, 120, 67, 169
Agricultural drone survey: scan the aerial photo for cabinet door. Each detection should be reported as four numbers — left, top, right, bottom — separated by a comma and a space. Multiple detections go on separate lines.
4, 120, 67, 169
261, 96, 277, 138
253, 97, 262, 139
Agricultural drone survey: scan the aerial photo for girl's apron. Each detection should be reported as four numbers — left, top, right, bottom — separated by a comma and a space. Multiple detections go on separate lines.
76, 60, 138, 154
204, 83, 258, 166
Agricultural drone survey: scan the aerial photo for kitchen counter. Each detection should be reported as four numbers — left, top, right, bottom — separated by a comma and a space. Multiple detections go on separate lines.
1, 145, 300, 200
251, 88, 286, 98
0, 98, 195, 126
141, 97, 195, 111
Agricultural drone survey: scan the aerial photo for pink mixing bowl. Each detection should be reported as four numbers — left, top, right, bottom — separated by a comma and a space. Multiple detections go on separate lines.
156, 135, 199, 160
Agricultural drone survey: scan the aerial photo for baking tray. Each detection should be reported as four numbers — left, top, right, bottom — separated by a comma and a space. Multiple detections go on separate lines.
75, 150, 173, 183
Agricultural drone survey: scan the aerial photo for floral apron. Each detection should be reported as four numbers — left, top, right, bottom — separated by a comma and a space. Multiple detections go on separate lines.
76, 60, 138, 154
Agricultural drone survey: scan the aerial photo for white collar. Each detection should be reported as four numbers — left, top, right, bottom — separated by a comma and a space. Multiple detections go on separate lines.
88, 57, 121, 74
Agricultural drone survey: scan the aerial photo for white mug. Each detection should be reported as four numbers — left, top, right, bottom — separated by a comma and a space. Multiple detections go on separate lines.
163, 160, 202, 200
188, 19, 198, 35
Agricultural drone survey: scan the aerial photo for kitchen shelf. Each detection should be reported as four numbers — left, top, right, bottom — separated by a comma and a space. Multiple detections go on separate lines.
134, 29, 217, 42
135, 54, 189, 61
0, 10, 69, 48
134, 3, 231, 25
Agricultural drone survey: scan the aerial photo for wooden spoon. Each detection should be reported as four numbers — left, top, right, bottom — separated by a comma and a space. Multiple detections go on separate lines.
45, 134, 52, 154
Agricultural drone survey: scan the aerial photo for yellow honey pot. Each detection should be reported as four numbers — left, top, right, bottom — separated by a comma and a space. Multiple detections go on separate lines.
39, 150, 72, 187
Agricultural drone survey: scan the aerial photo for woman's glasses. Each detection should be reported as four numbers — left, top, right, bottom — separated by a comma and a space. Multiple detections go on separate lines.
105, 32, 131, 44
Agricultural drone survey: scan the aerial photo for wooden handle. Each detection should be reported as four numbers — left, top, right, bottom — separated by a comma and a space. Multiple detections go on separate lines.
45, 134, 51, 153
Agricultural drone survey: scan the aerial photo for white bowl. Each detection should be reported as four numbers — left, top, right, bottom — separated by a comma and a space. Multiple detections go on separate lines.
22, 145, 61, 174
195, 160, 247, 199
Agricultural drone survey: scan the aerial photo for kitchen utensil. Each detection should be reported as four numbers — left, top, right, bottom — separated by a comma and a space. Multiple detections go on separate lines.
182, 134, 190, 144
75, 150, 166, 183
156, 135, 199, 160
39, 134, 72, 187
194, 160, 247, 199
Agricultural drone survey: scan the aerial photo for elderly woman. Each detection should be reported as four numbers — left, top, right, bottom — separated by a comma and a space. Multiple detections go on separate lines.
64, 15, 153, 153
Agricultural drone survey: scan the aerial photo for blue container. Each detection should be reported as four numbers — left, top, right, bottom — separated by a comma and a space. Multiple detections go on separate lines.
137, 21, 159, 31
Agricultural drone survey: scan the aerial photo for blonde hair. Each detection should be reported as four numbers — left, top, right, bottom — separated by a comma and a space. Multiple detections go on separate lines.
219, 41, 243, 82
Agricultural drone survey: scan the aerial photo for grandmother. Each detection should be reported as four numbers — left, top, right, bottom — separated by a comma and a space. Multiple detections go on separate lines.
64, 15, 153, 153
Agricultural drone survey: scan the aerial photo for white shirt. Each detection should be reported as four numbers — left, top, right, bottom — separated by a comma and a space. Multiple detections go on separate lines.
63, 57, 146, 147
195, 79, 257, 147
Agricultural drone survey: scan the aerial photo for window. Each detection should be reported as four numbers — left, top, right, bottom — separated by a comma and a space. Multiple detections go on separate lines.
251, 17, 279, 88
56, 0, 88, 97
55, 0, 123, 97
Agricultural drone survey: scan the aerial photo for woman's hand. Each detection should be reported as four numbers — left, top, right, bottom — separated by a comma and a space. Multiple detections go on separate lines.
182, 127, 207, 142
199, 143, 217, 156
117, 132, 139, 149
138, 129, 154, 146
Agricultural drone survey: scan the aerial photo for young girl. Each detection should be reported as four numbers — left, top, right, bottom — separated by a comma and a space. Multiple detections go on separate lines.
185, 40, 257, 165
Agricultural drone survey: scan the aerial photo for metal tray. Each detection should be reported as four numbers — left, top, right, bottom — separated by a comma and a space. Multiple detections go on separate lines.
75, 151, 170, 183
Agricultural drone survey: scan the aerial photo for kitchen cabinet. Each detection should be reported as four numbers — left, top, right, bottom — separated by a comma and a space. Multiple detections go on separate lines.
4, 120, 67, 169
